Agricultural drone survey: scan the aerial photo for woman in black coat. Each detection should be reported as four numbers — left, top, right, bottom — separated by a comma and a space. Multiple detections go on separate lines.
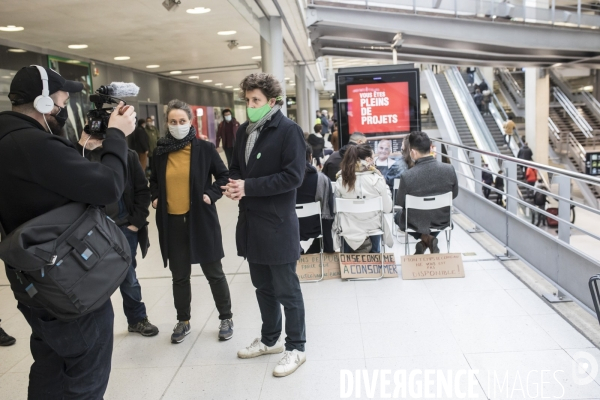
149, 99, 232, 344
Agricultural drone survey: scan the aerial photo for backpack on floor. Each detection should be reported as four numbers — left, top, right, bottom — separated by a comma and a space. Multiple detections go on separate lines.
0, 203, 131, 321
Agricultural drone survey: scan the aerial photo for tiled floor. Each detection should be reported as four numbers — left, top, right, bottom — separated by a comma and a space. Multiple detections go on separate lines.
1, 197, 600, 399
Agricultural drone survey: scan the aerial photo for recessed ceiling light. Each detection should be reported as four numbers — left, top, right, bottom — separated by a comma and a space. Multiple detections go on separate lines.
68, 44, 88, 49
215, 83, 223, 86
233, 88, 240, 91
146, 64, 160, 69
170, 71, 182, 74
203, 79, 213, 83
186, 7, 211, 14
114, 56, 130, 60
1, 76, 10, 79
8, 49, 26, 53
218, 31, 236, 35
0, 25, 24, 32
238, 45, 253, 50
225, 86, 233, 88
285, 77, 290, 80
290, 84, 296, 86
252, 56, 262, 60
66, 60, 81, 64
189, 76, 199, 79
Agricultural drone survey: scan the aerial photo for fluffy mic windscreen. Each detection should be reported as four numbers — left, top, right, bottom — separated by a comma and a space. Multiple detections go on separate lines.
107, 82, 140, 98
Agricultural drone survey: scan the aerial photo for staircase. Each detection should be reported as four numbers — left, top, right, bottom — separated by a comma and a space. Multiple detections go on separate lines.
435, 73, 477, 148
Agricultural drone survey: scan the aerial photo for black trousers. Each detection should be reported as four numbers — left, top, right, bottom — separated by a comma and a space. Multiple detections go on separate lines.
249, 262, 306, 352
17, 300, 114, 400
167, 213, 232, 321
224, 147, 234, 169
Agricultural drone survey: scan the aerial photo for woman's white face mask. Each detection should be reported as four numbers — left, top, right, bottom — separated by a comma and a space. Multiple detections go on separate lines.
169, 124, 190, 140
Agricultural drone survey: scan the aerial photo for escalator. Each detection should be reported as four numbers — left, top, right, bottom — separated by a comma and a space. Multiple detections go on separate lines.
435, 73, 477, 148
459, 70, 513, 157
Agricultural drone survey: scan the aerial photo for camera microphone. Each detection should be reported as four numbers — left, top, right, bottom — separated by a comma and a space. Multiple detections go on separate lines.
97, 82, 140, 98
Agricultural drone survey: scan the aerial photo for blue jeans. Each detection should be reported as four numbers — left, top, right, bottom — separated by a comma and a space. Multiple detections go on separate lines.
343, 235, 381, 253
119, 226, 147, 325
249, 262, 306, 352
17, 300, 114, 400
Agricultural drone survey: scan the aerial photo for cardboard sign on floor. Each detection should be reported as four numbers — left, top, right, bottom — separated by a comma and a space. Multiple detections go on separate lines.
339, 253, 399, 279
401, 253, 465, 280
297, 253, 342, 281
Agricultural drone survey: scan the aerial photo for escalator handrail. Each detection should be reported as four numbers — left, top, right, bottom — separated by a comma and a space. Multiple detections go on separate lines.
446, 67, 501, 156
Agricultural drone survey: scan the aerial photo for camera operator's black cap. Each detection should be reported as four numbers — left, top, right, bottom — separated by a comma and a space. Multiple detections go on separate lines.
8, 65, 84, 106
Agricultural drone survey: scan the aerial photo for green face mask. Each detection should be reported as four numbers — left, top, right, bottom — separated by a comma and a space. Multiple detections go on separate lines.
247, 103, 272, 123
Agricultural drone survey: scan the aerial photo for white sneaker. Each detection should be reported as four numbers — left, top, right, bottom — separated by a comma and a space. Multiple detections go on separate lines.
237, 337, 284, 359
273, 349, 306, 377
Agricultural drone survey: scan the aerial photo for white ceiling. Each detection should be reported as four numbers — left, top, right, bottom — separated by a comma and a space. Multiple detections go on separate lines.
0, 0, 269, 92
0, 0, 412, 96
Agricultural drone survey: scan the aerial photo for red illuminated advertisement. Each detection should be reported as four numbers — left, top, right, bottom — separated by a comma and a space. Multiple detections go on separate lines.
347, 82, 410, 134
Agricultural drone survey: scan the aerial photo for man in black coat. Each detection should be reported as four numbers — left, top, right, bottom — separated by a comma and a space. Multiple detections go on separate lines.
322, 131, 366, 181
481, 164, 494, 199
78, 136, 158, 337
223, 73, 307, 377
0, 65, 135, 399
396, 132, 459, 254
517, 142, 533, 174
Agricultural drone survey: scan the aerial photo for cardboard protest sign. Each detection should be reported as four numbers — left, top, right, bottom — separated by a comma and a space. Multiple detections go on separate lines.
297, 253, 341, 281
401, 253, 465, 280
339, 253, 398, 279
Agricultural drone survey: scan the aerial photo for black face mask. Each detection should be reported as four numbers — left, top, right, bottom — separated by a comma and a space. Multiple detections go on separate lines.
51, 104, 69, 128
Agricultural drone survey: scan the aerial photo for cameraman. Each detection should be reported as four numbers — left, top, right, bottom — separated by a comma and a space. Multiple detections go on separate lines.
78, 131, 159, 338
0, 66, 135, 399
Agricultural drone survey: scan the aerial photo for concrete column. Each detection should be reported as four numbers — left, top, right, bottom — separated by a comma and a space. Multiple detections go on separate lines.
308, 79, 316, 130
259, 17, 286, 115
525, 67, 549, 166
294, 65, 309, 132
593, 70, 600, 101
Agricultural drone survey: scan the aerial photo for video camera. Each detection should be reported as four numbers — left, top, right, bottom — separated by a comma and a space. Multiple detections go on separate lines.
84, 82, 140, 137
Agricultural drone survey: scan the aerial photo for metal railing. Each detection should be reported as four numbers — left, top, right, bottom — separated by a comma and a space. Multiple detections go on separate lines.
310, 0, 600, 28
433, 138, 600, 311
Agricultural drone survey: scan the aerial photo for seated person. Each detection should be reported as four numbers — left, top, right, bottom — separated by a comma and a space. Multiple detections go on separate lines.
395, 131, 459, 254
296, 145, 335, 253
384, 136, 413, 192
333, 143, 393, 253
374, 139, 394, 177
322, 131, 366, 181
307, 124, 325, 166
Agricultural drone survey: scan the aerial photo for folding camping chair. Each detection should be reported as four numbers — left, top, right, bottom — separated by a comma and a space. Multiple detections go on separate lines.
403, 192, 453, 255
296, 202, 324, 283
335, 197, 385, 281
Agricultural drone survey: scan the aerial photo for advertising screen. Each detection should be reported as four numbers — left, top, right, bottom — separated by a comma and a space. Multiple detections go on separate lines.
347, 82, 410, 135
336, 65, 420, 149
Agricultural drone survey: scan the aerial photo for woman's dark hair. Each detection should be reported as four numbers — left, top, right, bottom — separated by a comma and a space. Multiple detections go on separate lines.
222, 108, 232, 117
305, 144, 313, 161
340, 143, 373, 192
401, 136, 414, 169
239, 73, 284, 106
137, 119, 146, 127
166, 99, 192, 121
408, 131, 431, 155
